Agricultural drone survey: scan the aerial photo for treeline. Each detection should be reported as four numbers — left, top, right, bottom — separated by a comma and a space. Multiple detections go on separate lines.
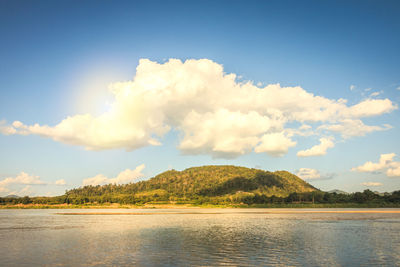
1, 166, 399, 207
1, 189, 400, 206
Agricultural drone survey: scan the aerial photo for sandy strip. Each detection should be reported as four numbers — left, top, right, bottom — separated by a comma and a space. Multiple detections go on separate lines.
56, 210, 400, 215
56, 212, 220, 215
254, 210, 400, 214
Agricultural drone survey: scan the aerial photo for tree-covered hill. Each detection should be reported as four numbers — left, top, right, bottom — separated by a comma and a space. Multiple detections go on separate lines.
64, 165, 317, 203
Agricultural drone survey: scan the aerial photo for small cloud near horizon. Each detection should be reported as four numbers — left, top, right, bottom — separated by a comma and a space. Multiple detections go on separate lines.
0, 172, 46, 193
55, 179, 67, 186
352, 153, 400, 177
296, 168, 335, 181
0, 172, 69, 197
361, 182, 383, 187
82, 164, 145, 186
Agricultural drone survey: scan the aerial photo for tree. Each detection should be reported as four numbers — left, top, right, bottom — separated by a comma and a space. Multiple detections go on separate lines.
21, 196, 31, 204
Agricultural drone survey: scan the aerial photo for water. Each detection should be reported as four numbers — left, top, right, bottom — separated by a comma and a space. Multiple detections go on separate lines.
1, 208, 400, 266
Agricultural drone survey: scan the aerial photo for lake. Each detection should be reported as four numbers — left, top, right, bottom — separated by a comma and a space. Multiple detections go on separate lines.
1, 208, 400, 266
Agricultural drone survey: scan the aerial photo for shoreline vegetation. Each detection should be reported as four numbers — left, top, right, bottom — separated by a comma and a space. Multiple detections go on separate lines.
1, 166, 400, 209
2, 202, 400, 209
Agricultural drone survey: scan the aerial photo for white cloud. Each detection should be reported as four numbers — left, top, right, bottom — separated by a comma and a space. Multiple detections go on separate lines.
352, 153, 395, 172
0, 172, 46, 196
0, 120, 17, 135
82, 174, 109, 186
1, 59, 397, 158
361, 182, 382, 187
254, 132, 297, 157
82, 164, 145, 186
297, 137, 334, 157
397, 86, 400, 91
387, 166, 400, 177
286, 124, 315, 137
369, 92, 380, 97
318, 119, 391, 138
179, 109, 272, 158
55, 179, 66, 185
352, 153, 400, 177
44, 191, 59, 197
296, 168, 334, 181
111, 166, 145, 184
350, 85, 355, 91
345, 98, 395, 118
297, 168, 321, 180
0, 172, 69, 196
0, 172, 46, 189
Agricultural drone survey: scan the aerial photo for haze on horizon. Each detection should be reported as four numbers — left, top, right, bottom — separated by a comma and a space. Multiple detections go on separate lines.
1, 0, 400, 196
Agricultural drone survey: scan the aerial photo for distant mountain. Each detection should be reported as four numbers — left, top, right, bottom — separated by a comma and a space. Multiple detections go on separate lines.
327, 189, 349, 195
373, 191, 391, 197
67, 165, 318, 200
4, 195, 20, 198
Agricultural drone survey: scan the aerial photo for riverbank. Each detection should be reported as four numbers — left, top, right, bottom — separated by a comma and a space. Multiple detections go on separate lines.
56, 210, 400, 215
2, 202, 400, 209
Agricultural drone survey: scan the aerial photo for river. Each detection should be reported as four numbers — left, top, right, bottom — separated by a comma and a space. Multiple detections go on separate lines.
1, 208, 399, 266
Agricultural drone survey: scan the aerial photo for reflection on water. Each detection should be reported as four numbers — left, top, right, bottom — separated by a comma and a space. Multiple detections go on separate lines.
0, 209, 400, 266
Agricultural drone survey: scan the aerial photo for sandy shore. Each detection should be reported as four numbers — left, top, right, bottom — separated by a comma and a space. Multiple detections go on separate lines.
56, 209, 400, 215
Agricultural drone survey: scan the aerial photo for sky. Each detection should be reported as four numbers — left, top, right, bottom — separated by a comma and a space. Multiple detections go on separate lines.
1, 0, 400, 196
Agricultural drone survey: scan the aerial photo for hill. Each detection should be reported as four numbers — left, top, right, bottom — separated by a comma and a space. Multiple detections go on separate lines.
328, 189, 349, 195
65, 165, 317, 204
4, 195, 20, 198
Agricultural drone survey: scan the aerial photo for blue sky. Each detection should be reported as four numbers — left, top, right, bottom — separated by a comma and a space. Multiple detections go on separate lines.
1, 0, 400, 196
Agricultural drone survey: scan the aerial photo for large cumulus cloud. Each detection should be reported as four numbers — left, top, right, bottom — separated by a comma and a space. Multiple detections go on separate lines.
1, 59, 397, 158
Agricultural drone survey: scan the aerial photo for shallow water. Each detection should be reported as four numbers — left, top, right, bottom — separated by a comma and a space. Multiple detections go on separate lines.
1, 208, 400, 266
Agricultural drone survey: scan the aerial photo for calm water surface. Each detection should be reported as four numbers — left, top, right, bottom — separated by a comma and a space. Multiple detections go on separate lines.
0, 208, 400, 266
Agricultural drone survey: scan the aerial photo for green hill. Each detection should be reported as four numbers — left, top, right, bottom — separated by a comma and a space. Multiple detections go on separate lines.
65, 165, 317, 204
